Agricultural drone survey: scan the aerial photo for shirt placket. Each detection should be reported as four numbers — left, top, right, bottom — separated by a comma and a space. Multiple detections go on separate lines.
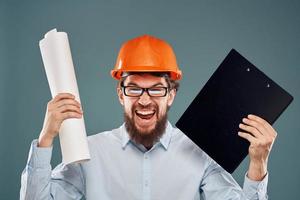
142, 152, 151, 200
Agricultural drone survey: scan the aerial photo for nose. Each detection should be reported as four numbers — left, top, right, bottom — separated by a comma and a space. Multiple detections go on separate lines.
138, 90, 151, 106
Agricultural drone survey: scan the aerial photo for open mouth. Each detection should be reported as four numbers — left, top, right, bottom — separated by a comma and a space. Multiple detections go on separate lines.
135, 110, 156, 120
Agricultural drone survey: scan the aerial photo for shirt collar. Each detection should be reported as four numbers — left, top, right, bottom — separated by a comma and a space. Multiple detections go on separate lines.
121, 121, 173, 151
121, 124, 130, 148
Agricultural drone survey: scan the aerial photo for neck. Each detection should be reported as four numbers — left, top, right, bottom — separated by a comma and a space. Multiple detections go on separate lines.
144, 145, 153, 150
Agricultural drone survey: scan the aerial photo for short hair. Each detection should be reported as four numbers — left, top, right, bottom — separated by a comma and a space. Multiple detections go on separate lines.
118, 72, 180, 91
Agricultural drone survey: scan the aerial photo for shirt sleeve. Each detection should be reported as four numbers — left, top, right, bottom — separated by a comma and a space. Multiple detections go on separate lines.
243, 172, 268, 199
200, 158, 268, 200
20, 139, 85, 200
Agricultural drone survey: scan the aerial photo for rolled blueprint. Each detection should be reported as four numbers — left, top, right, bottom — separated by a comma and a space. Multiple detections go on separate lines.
39, 29, 90, 164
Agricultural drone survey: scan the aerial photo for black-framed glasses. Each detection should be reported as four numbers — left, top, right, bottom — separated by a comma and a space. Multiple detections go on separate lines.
122, 85, 169, 97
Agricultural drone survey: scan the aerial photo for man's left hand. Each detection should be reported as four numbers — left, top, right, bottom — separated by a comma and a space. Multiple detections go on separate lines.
238, 114, 277, 181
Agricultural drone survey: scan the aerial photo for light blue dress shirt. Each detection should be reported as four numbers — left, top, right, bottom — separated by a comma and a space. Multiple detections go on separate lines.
20, 121, 268, 200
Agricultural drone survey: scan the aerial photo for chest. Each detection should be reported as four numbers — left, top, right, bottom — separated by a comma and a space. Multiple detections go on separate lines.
82, 145, 206, 200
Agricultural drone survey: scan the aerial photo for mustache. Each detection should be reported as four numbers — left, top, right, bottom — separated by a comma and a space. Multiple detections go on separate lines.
132, 103, 159, 116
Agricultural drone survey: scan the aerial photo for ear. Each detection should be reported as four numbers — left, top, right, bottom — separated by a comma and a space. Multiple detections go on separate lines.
167, 89, 176, 107
117, 87, 124, 106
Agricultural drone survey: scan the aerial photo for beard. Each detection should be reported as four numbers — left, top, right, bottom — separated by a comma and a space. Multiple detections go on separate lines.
124, 104, 168, 148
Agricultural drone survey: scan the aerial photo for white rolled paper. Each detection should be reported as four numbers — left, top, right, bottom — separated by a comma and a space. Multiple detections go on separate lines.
39, 29, 90, 164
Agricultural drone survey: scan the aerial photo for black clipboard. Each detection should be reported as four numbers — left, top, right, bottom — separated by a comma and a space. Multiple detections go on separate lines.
176, 49, 293, 173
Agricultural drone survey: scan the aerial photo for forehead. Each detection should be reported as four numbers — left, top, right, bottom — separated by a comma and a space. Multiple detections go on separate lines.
124, 74, 167, 87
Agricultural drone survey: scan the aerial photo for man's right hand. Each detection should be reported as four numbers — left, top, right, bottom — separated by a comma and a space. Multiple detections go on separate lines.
38, 93, 83, 147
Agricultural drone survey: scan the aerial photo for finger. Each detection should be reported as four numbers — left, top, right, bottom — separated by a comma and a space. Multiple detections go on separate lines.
61, 111, 83, 120
55, 99, 81, 109
238, 131, 257, 143
239, 123, 263, 139
52, 93, 75, 103
242, 118, 268, 136
248, 114, 276, 137
57, 105, 83, 114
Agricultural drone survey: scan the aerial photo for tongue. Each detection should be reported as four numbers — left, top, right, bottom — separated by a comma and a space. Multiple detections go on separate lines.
137, 113, 154, 120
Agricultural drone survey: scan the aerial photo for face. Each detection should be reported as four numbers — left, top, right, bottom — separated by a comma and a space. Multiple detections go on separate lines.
117, 74, 176, 146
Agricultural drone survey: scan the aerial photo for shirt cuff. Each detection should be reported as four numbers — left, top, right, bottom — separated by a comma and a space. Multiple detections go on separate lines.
26, 139, 53, 168
243, 171, 268, 199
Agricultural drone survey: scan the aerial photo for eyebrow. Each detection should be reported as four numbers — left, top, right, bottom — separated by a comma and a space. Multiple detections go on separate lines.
126, 82, 165, 87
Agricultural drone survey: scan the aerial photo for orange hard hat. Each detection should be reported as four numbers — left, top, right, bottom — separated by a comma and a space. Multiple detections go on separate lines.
111, 34, 182, 80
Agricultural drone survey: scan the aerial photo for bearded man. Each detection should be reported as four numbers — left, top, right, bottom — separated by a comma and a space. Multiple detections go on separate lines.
20, 35, 276, 200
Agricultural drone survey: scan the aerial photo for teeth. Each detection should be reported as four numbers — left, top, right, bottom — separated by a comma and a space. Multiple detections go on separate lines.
136, 110, 155, 115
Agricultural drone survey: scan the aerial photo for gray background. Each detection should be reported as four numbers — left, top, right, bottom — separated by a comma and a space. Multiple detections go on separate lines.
0, 0, 299, 199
